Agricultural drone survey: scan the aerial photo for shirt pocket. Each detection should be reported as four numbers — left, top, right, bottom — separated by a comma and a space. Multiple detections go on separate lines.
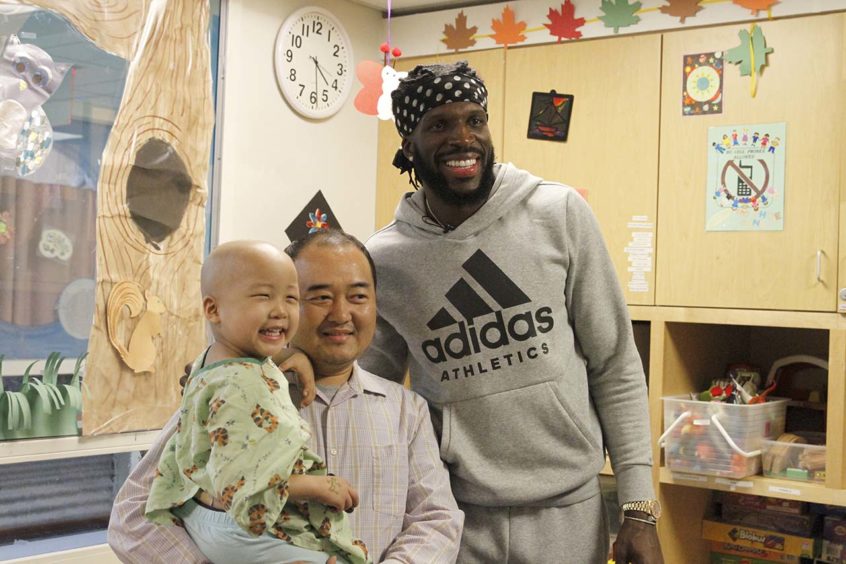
371, 444, 407, 517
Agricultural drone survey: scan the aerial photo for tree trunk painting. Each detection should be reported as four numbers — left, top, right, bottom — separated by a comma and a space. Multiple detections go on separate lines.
21, 0, 213, 434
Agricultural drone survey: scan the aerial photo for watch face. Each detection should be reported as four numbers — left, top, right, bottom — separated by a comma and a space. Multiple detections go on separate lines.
274, 7, 354, 119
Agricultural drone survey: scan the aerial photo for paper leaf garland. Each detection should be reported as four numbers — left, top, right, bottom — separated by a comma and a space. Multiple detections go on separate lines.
732, 0, 779, 16
544, 1, 585, 41
599, 0, 642, 34
442, 11, 477, 52
491, 6, 527, 47
659, 0, 703, 23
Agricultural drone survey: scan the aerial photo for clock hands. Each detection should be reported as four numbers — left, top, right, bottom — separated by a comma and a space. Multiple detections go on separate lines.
310, 56, 330, 86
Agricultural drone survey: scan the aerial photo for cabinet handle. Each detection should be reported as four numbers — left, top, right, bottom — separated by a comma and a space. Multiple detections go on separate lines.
816, 249, 823, 283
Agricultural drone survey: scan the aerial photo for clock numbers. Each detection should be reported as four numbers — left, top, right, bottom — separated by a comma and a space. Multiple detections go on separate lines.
333, 44, 340, 57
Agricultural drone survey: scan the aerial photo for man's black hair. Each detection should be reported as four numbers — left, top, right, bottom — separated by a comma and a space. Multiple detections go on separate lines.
284, 229, 377, 289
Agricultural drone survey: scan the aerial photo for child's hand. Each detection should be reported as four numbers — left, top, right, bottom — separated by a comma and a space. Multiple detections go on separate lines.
313, 475, 359, 513
276, 348, 316, 408
179, 362, 192, 395
288, 474, 359, 513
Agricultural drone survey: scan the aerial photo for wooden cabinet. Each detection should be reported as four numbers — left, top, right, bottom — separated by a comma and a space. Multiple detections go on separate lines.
656, 14, 846, 311
503, 35, 662, 306
374, 49, 506, 229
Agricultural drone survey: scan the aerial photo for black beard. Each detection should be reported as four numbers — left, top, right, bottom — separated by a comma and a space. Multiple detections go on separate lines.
412, 146, 497, 206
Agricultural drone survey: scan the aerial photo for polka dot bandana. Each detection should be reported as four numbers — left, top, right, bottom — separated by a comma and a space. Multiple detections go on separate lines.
391, 61, 488, 138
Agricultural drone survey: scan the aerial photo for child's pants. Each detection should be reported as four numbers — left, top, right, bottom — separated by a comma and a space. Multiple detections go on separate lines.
173, 499, 349, 564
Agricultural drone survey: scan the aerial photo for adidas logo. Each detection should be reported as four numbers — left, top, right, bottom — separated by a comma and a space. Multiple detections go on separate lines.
422, 250, 554, 364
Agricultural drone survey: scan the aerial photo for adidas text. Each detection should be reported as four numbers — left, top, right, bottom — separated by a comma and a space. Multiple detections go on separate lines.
422, 306, 554, 364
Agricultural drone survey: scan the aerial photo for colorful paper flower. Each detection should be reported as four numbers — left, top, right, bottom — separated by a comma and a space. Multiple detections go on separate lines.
306, 208, 329, 233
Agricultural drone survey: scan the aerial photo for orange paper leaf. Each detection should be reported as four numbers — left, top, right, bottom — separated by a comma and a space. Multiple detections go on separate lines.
442, 10, 477, 52
544, 1, 585, 41
732, 0, 779, 16
491, 6, 527, 47
659, 0, 703, 23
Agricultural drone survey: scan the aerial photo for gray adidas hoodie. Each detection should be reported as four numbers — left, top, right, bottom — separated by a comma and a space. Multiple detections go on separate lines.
362, 162, 654, 508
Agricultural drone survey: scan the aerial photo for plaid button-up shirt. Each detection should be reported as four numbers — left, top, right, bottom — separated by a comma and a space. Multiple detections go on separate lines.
108, 363, 463, 563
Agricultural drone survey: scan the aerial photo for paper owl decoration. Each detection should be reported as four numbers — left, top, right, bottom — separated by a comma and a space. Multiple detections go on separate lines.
0, 35, 71, 176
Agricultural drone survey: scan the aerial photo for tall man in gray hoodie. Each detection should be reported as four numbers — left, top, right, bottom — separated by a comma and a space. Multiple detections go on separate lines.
361, 61, 664, 564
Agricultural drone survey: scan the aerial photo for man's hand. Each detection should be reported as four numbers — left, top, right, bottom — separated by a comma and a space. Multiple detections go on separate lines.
612, 515, 664, 564
277, 349, 316, 408
287, 474, 359, 513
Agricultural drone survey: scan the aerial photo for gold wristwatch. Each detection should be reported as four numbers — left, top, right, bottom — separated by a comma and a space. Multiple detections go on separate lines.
621, 499, 662, 522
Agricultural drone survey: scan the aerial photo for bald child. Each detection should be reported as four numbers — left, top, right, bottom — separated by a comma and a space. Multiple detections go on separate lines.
145, 241, 370, 564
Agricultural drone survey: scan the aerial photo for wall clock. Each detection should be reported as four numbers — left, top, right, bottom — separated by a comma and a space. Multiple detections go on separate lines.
274, 6, 354, 119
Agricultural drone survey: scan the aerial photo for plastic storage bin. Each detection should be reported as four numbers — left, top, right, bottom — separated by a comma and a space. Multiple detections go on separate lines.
659, 396, 787, 478
761, 432, 826, 483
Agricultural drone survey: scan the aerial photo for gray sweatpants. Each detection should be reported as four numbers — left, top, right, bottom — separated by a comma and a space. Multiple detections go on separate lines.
458, 493, 609, 564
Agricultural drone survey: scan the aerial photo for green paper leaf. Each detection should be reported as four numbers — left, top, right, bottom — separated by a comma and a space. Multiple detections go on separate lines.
599, 0, 642, 34
6, 392, 32, 430
27, 380, 53, 414
20, 361, 37, 387
62, 384, 82, 410
726, 25, 773, 77
71, 353, 87, 388
42, 352, 62, 386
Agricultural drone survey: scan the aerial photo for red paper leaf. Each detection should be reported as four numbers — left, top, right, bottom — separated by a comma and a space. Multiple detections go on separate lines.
544, 1, 585, 41
442, 10, 477, 52
491, 6, 527, 47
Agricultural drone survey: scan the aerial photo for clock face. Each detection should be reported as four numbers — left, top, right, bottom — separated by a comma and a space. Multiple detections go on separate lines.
274, 7, 354, 119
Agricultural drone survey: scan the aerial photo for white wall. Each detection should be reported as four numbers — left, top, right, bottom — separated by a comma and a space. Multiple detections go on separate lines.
217, 0, 382, 247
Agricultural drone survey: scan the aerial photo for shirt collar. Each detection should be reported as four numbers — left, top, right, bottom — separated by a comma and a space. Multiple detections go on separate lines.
314, 362, 389, 404
349, 362, 390, 397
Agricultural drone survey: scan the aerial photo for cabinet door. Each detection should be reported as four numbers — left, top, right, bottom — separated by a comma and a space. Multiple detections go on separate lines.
657, 14, 845, 311
502, 35, 661, 306
375, 50, 505, 229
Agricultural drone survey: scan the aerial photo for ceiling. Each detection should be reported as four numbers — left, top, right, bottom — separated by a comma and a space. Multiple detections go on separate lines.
351, 0, 501, 16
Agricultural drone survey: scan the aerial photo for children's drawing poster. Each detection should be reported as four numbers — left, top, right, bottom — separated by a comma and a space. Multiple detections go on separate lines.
706, 123, 786, 231
683, 52, 723, 116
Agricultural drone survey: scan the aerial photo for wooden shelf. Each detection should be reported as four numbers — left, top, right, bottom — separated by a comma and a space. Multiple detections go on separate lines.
0, 430, 159, 466
659, 467, 846, 506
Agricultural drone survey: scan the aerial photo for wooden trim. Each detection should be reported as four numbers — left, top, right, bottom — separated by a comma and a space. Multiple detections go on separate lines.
0, 430, 159, 466
629, 305, 846, 329
827, 330, 846, 489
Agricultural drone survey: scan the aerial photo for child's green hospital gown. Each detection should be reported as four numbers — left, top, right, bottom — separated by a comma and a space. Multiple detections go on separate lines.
145, 355, 369, 564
